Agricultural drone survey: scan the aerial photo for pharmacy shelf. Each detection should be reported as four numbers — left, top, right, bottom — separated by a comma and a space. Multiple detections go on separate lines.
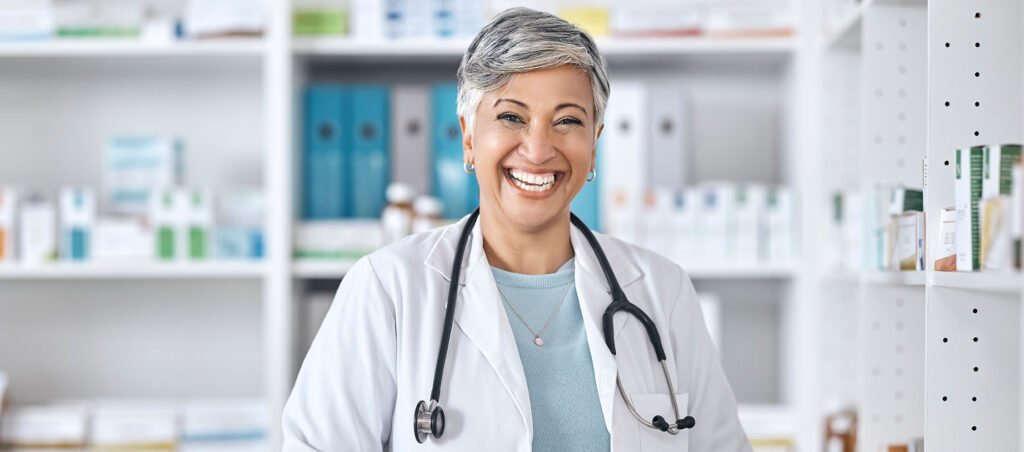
862, 270, 926, 287
0, 261, 267, 280
291, 258, 796, 280
928, 271, 1023, 295
0, 38, 265, 58
293, 36, 797, 61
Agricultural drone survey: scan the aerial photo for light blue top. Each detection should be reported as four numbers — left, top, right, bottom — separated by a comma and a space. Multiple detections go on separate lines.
491, 258, 611, 452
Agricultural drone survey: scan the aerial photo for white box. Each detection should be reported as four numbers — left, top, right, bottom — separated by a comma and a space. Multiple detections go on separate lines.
893, 211, 924, 271
18, 196, 56, 265
181, 398, 266, 443
150, 187, 181, 260
93, 216, 154, 262
59, 186, 96, 262
180, 188, 214, 261
765, 186, 792, 265
294, 220, 383, 260
702, 183, 736, 266
90, 400, 178, 448
185, 0, 264, 37
0, 403, 88, 447
0, 187, 17, 262
734, 184, 765, 266
105, 136, 183, 215
0, 0, 53, 40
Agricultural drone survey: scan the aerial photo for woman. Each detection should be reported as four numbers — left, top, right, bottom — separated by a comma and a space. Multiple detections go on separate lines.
283, 7, 750, 451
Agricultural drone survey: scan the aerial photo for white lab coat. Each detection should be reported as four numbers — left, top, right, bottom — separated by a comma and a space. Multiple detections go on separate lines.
282, 214, 751, 451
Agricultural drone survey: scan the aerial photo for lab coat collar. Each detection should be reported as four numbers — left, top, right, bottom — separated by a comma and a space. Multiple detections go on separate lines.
423, 213, 645, 442
424, 213, 644, 290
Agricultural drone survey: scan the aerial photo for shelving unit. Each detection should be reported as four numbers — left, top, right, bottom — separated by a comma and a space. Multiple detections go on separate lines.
0, 262, 267, 280
818, 0, 1024, 451
0, 38, 265, 57
0, 1, 869, 450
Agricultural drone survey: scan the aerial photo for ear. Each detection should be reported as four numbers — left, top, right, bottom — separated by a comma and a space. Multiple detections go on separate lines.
459, 115, 473, 164
591, 123, 604, 170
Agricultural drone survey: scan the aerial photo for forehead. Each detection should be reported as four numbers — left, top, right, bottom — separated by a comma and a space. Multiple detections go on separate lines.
485, 66, 593, 106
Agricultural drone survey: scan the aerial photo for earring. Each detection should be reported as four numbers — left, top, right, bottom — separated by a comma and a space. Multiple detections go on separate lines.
464, 161, 475, 174
586, 169, 596, 182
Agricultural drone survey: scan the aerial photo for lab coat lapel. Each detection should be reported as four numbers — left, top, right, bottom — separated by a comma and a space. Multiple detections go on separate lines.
569, 226, 643, 441
424, 216, 534, 437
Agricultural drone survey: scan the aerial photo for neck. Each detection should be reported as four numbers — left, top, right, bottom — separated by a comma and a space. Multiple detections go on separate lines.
480, 207, 574, 275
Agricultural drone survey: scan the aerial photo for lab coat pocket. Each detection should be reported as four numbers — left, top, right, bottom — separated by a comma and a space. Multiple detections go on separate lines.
630, 393, 690, 452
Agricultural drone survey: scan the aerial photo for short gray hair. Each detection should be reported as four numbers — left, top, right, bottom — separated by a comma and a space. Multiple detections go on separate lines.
456, 7, 610, 131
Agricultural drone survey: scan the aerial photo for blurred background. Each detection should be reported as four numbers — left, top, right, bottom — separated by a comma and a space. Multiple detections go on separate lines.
0, 0, 1021, 451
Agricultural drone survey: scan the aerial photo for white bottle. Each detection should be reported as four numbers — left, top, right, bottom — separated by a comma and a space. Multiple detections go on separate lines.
20, 194, 57, 266
382, 183, 416, 244
412, 196, 443, 235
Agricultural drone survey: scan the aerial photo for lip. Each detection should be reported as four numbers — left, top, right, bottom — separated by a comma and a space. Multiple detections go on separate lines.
503, 167, 565, 199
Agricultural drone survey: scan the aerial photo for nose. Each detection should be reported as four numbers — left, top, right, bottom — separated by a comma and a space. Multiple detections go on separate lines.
518, 126, 557, 165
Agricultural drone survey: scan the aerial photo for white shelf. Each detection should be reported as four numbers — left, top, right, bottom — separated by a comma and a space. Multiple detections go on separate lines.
0, 262, 267, 280
928, 271, 1022, 295
0, 38, 265, 58
684, 264, 797, 279
292, 259, 359, 279
291, 258, 795, 280
293, 36, 797, 60
862, 270, 926, 287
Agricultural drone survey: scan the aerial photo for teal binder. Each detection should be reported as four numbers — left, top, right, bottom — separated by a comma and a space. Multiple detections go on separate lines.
304, 85, 347, 219
431, 83, 478, 219
348, 85, 391, 218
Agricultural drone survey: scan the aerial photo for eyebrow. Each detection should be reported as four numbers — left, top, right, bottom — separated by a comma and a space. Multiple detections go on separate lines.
493, 98, 590, 118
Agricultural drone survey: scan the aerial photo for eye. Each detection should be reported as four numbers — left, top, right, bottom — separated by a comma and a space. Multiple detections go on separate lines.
498, 113, 524, 124
556, 117, 583, 126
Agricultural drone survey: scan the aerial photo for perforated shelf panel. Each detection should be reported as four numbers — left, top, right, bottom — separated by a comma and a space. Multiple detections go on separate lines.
926, 0, 1024, 450
858, 4, 929, 449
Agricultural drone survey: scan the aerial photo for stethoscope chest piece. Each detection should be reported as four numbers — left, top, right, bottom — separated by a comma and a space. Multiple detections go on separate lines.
414, 399, 445, 444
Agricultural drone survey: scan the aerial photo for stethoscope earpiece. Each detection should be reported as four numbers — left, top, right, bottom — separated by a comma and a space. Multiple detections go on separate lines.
414, 399, 445, 443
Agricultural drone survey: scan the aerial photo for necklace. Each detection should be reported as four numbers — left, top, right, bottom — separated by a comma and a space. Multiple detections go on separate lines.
497, 280, 573, 347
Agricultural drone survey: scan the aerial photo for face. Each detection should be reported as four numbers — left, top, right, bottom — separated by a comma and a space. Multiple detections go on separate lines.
460, 66, 603, 233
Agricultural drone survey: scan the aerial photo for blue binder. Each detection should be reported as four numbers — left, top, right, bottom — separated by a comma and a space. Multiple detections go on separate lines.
348, 85, 391, 218
431, 83, 478, 219
304, 85, 347, 219
571, 142, 602, 232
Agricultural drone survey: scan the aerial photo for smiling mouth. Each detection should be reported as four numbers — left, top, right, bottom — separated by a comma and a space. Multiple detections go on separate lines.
504, 168, 564, 193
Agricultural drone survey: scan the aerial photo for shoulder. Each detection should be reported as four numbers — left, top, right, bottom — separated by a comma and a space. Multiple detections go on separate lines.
358, 222, 459, 291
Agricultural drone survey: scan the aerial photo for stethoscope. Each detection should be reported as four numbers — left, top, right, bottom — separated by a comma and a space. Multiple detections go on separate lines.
414, 208, 696, 443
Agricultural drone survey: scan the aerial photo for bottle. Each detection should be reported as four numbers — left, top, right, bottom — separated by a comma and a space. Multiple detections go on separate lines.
382, 183, 416, 244
412, 196, 443, 234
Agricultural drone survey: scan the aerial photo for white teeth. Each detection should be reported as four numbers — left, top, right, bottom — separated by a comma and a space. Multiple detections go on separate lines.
509, 169, 555, 187
508, 170, 556, 192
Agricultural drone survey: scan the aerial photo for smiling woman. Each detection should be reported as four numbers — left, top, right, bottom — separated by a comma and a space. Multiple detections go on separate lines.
462, 65, 601, 275
282, 7, 751, 452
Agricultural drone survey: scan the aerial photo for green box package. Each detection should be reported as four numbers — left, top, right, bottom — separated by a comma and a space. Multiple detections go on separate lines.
955, 146, 985, 271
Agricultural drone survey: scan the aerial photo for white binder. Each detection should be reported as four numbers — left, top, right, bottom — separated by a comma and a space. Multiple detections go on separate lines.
599, 81, 647, 245
391, 84, 432, 196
